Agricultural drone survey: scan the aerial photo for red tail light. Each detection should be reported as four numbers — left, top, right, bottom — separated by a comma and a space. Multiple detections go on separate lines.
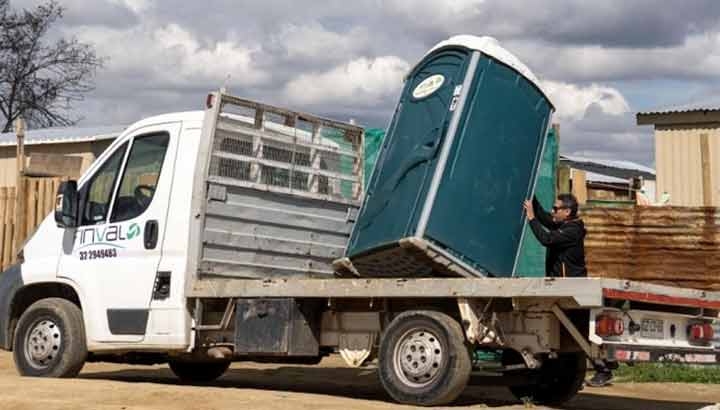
689, 323, 714, 342
596, 315, 624, 337
206, 93, 215, 109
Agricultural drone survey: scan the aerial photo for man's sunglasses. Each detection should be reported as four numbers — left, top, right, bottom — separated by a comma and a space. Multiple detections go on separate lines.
552, 206, 567, 213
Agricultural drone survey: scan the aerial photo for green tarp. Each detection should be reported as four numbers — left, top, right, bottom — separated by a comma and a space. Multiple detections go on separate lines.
363, 128, 385, 187
515, 127, 558, 277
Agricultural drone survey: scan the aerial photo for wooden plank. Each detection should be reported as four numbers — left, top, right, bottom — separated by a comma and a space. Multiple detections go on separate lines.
37, 179, 46, 223
0, 188, 6, 270
700, 133, 712, 207
557, 164, 571, 194
571, 169, 588, 204
14, 178, 24, 255
43, 179, 53, 218
26, 153, 83, 179
4, 188, 15, 268
15, 120, 25, 256
25, 178, 36, 238
51, 178, 61, 213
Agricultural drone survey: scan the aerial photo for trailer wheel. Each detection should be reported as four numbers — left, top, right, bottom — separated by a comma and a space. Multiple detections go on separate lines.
13, 298, 87, 378
378, 310, 471, 406
507, 352, 586, 406
169, 360, 231, 382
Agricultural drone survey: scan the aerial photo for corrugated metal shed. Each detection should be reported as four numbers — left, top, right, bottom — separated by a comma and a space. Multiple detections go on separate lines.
585, 206, 720, 291
0, 125, 124, 146
638, 107, 720, 207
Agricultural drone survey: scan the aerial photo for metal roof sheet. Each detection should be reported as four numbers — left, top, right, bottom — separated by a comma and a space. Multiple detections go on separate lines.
560, 155, 656, 182
561, 154, 655, 174
583, 171, 629, 184
638, 96, 720, 116
0, 125, 124, 147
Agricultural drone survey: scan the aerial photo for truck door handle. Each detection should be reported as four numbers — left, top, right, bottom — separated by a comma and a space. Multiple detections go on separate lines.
144, 220, 159, 249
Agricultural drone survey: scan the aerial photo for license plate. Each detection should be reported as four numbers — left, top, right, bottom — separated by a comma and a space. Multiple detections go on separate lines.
641, 318, 664, 339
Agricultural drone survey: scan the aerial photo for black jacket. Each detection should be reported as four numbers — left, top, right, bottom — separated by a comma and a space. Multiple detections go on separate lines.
528, 197, 587, 277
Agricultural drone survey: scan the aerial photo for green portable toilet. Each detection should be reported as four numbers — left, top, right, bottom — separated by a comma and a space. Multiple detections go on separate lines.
337, 35, 555, 278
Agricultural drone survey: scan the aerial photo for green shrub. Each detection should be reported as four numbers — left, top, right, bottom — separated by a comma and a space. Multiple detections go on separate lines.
613, 363, 720, 384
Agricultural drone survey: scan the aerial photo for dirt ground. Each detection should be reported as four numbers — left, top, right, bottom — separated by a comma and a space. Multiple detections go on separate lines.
0, 352, 719, 410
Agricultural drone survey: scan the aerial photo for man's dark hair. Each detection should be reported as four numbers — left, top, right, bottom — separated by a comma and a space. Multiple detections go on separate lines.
558, 193, 579, 218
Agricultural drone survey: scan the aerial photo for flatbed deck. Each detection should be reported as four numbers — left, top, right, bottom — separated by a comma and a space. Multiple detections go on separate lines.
188, 277, 720, 310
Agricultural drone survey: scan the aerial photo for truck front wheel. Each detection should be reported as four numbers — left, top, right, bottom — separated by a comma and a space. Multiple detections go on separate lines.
378, 310, 471, 406
169, 360, 231, 382
13, 298, 87, 377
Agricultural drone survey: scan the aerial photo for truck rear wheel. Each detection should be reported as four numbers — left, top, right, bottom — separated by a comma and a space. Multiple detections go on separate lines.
507, 352, 586, 405
169, 360, 231, 382
378, 310, 471, 406
13, 298, 87, 378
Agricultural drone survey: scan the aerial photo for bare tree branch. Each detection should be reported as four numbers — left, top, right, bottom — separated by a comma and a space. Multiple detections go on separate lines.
0, 0, 104, 132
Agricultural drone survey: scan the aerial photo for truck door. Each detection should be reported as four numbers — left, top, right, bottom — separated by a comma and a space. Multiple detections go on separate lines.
58, 122, 179, 343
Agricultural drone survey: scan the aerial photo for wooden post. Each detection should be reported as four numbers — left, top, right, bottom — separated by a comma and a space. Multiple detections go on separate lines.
700, 133, 712, 207
557, 165, 571, 194
0, 187, 6, 270
571, 169, 588, 205
4, 188, 15, 268
14, 118, 26, 256
25, 178, 37, 237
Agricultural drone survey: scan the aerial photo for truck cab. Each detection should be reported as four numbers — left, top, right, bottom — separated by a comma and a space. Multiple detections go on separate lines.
1, 111, 204, 361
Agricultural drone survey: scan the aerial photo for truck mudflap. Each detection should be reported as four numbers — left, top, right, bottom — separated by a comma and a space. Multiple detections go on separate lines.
606, 344, 720, 365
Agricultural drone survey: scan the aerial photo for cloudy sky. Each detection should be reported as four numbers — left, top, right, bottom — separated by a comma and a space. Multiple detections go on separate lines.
20, 0, 720, 166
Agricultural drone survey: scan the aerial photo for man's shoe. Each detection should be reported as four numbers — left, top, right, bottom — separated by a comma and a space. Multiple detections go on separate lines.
586, 370, 613, 387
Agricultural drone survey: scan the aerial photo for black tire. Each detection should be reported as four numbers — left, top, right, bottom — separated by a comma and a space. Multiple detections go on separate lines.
13, 298, 87, 378
378, 310, 471, 406
507, 352, 586, 406
169, 360, 231, 382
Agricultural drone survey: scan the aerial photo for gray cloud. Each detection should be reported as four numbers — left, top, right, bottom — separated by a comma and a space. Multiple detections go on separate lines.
15, 0, 719, 167
561, 104, 655, 165
476, 1, 720, 47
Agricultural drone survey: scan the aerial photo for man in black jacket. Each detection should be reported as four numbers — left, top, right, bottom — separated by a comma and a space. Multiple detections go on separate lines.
523, 194, 586, 277
523, 194, 613, 386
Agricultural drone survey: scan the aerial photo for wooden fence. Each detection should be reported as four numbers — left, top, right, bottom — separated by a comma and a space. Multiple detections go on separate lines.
586, 206, 720, 291
0, 177, 62, 270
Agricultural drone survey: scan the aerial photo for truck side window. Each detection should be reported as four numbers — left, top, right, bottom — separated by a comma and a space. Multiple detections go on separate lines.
81, 142, 128, 225
110, 133, 170, 222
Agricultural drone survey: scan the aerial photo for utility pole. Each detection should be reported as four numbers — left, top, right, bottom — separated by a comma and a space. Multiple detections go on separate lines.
14, 117, 26, 257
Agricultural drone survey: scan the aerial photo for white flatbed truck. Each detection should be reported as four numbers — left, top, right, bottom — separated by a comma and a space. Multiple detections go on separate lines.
1, 92, 718, 406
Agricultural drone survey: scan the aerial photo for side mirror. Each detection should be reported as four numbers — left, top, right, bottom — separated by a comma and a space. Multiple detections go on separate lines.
55, 181, 78, 228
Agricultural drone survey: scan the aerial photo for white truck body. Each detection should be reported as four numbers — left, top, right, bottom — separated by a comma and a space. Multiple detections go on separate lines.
2, 91, 719, 406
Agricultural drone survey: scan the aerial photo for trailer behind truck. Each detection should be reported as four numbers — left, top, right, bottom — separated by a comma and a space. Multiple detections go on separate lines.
1, 36, 719, 407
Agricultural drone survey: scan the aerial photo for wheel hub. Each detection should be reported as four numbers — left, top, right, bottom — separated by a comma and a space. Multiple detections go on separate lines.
25, 319, 61, 368
394, 328, 443, 387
